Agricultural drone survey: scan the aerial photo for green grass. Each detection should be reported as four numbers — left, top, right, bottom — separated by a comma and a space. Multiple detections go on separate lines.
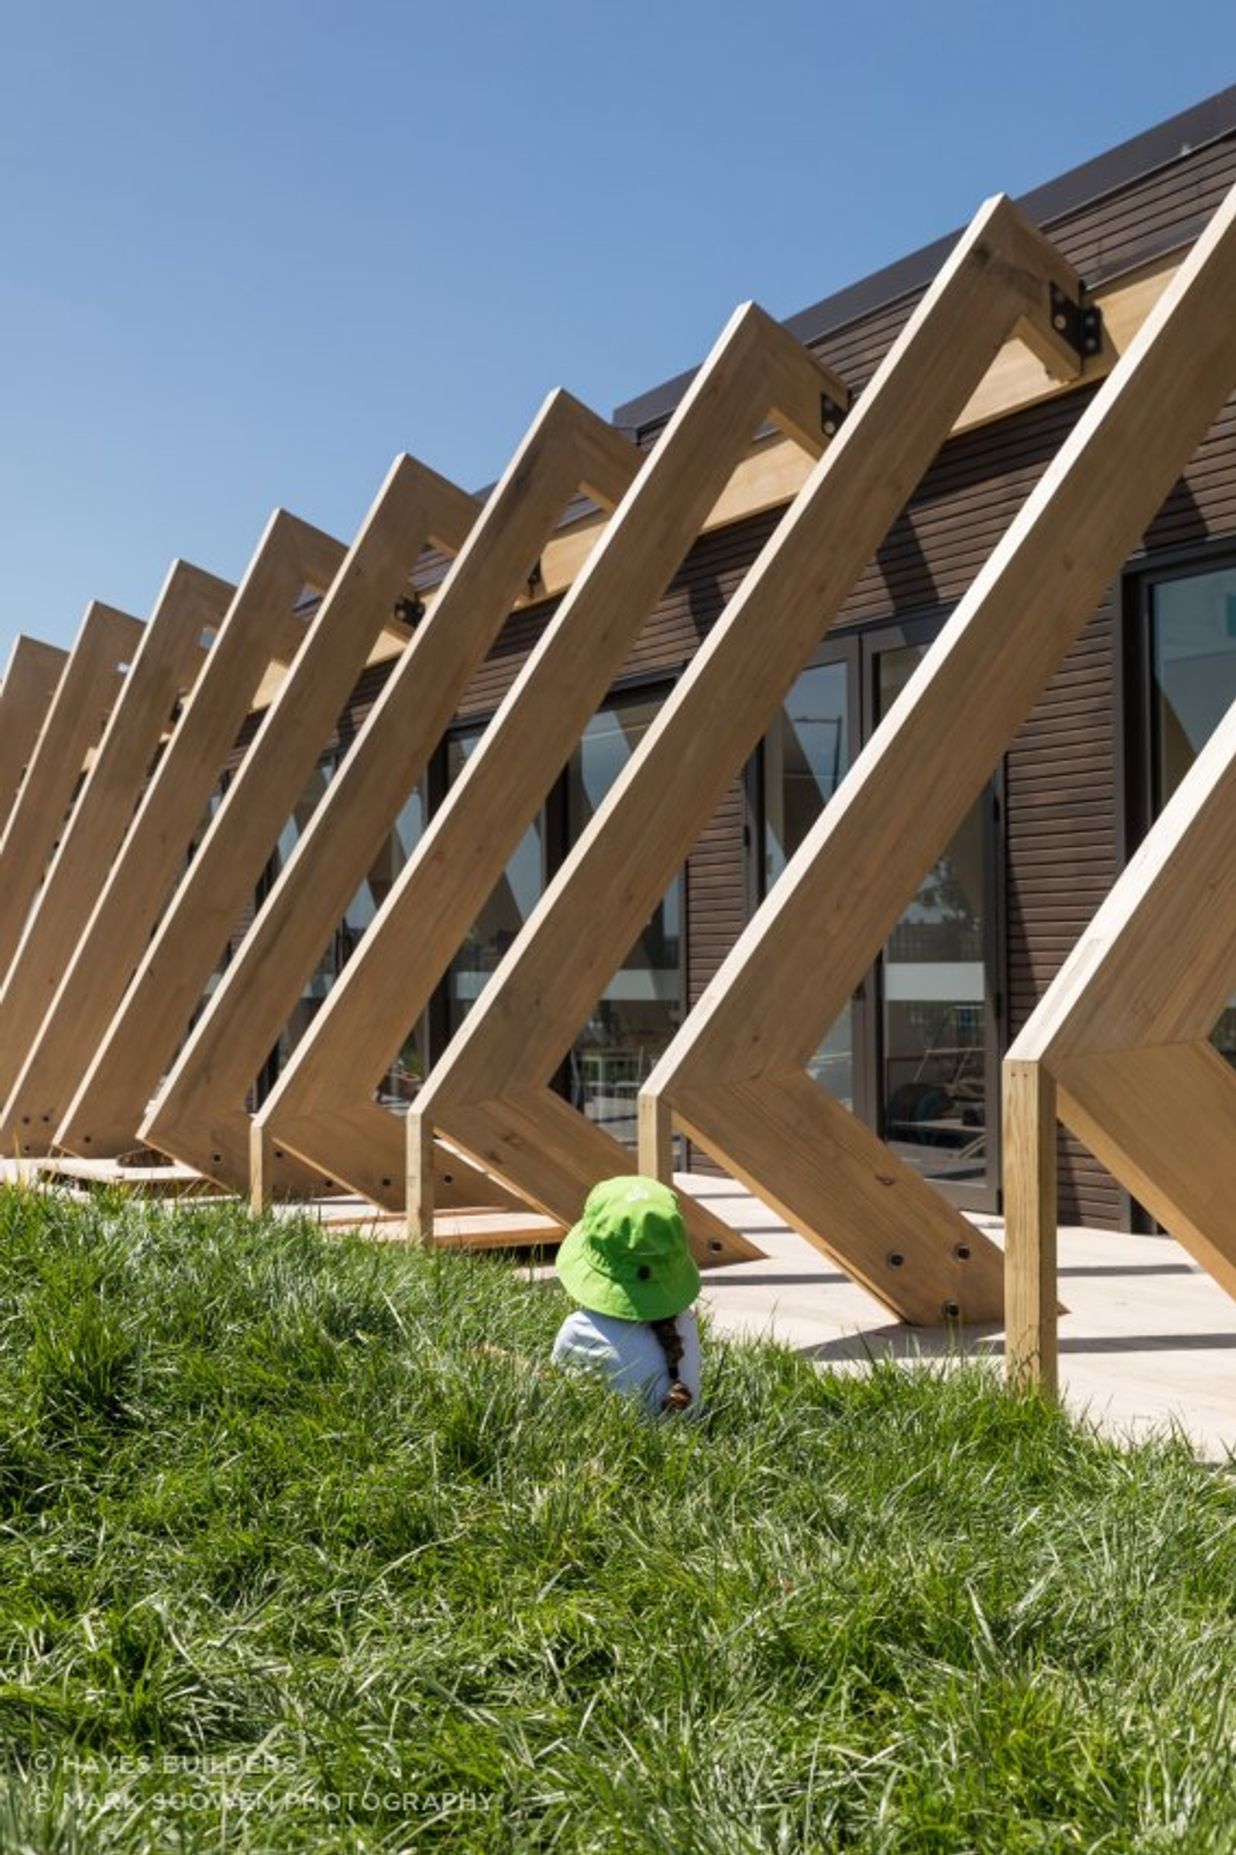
0, 1184, 1234, 1851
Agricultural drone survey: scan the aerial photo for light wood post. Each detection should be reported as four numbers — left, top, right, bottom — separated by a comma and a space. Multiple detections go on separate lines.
134, 393, 638, 1199
1003, 1059, 1058, 1393
637, 170, 1236, 1324
0, 562, 230, 1100
0, 603, 144, 979
249, 301, 849, 1265
0, 637, 68, 838
403, 198, 1089, 1303
0, 511, 345, 1155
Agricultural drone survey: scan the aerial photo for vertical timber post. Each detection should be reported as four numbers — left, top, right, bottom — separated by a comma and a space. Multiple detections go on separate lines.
1003, 1057, 1059, 1395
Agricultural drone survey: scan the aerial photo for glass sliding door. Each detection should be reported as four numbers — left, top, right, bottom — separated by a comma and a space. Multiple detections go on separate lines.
873, 641, 999, 1206
1147, 562, 1236, 1064
761, 650, 858, 1109
566, 689, 683, 1147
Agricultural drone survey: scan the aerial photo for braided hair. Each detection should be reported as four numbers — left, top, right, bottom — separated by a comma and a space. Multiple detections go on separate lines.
648, 1316, 693, 1413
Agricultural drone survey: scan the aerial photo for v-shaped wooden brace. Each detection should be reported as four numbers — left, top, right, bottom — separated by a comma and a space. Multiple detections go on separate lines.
638, 172, 1236, 1326
0, 509, 347, 1153
0, 602, 145, 981
1006, 653, 1236, 1388
405, 196, 1090, 1274
0, 636, 68, 840
135, 392, 639, 1201
0, 561, 232, 1103
248, 300, 848, 1265
49, 459, 479, 1179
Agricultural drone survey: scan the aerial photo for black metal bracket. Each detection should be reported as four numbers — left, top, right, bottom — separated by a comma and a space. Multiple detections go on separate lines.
820, 393, 848, 439
526, 557, 545, 598
1049, 281, 1104, 362
392, 594, 426, 629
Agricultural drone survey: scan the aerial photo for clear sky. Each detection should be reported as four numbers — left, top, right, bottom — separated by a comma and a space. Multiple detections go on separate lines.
2, 0, 1234, 662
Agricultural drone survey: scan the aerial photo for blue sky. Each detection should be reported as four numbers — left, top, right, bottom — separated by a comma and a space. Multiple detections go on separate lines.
1, 0, 1234, 660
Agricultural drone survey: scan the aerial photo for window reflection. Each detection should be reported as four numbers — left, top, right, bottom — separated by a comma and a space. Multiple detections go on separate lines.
445, 729, 544, 1037
566, 694, 684, 1147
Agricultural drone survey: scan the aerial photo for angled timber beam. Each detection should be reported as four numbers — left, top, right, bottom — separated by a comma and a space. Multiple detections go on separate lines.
406, 196, 1090, 1296
54, 456, 480, 1184
137, 392, 640, 1200
637, 171, 1236, 1327
1006, 667, 1236, 1390
0, 636, 68, 838
0, 510, 346, 1155
0, 561, 231, 1105
0, 602, 145, 978
248, 298, 851, 1265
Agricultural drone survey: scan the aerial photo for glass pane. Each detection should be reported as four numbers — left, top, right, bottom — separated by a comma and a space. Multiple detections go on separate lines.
764, 660, 854, 1108
1150, 568, 1236, 1063
567, 694, 683, 1147
878, 646, 988, 1185
445, 729, 544, 1036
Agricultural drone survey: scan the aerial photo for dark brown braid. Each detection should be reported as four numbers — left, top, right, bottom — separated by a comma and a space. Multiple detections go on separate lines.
648, 1316, 693, 1412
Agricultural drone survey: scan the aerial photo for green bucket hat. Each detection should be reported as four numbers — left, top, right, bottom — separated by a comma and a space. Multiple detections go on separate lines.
555, 1175, 701, 1322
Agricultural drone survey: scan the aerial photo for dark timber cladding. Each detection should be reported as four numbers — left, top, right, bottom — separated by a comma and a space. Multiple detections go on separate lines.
228, 92, 1236, 1230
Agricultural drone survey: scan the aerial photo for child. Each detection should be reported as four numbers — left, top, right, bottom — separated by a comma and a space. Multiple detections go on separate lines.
551, 1175, 702, 1415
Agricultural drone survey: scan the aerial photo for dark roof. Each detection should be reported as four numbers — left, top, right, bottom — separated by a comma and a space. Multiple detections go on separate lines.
613, 83, 1236, 439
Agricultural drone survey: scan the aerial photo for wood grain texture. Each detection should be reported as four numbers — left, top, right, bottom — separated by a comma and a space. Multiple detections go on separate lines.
0, 562, 230, 1103
139, 394, 638, 1199
0, 603, 145, 980
0, 637, 68, 837
641, 174, 1236, 1329
0, 511, 346, 1155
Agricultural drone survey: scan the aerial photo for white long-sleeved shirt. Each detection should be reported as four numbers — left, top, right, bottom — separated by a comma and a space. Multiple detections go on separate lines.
550, 1306, 701, 1414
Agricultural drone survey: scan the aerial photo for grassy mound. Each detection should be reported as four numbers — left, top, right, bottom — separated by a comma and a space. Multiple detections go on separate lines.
0, 1185, 1233, 1850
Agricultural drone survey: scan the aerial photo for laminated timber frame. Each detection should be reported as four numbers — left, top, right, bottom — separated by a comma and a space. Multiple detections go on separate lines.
0, 510, 347, 1156
1004, 699, 1236, 1394
403, 196, 1093, 1319
137, 391, 642, 1200
48, 458, 494, 1210
0, 602, 145, 977
0, 561, 233, 1108
632, 172, 1236, 1327
0, 636, 68, 837
244, 298, 849, 1267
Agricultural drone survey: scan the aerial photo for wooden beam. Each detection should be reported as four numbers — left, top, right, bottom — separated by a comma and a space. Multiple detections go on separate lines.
1005, 629, 1236, 1379
0, 563, 230, 1103
1003, 1059, 1058, 1395
0, 603, 144, 980
0, 636, 68, 837
406, 197, 1081, 1302
136, 393, 639, 1198
51, 459, 478, 1176
0, 510, 345, 1155
637, 171, 1236, 1328
250, 300, 848, 1265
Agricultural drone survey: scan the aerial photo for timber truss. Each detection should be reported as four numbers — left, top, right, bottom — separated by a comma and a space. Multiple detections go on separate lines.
633, 174, 1236, 1324
240, 298, 846, 1266
1004, 654, 1236, 1393
0, 561, 231, 1107
136, 392, 639, 1205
